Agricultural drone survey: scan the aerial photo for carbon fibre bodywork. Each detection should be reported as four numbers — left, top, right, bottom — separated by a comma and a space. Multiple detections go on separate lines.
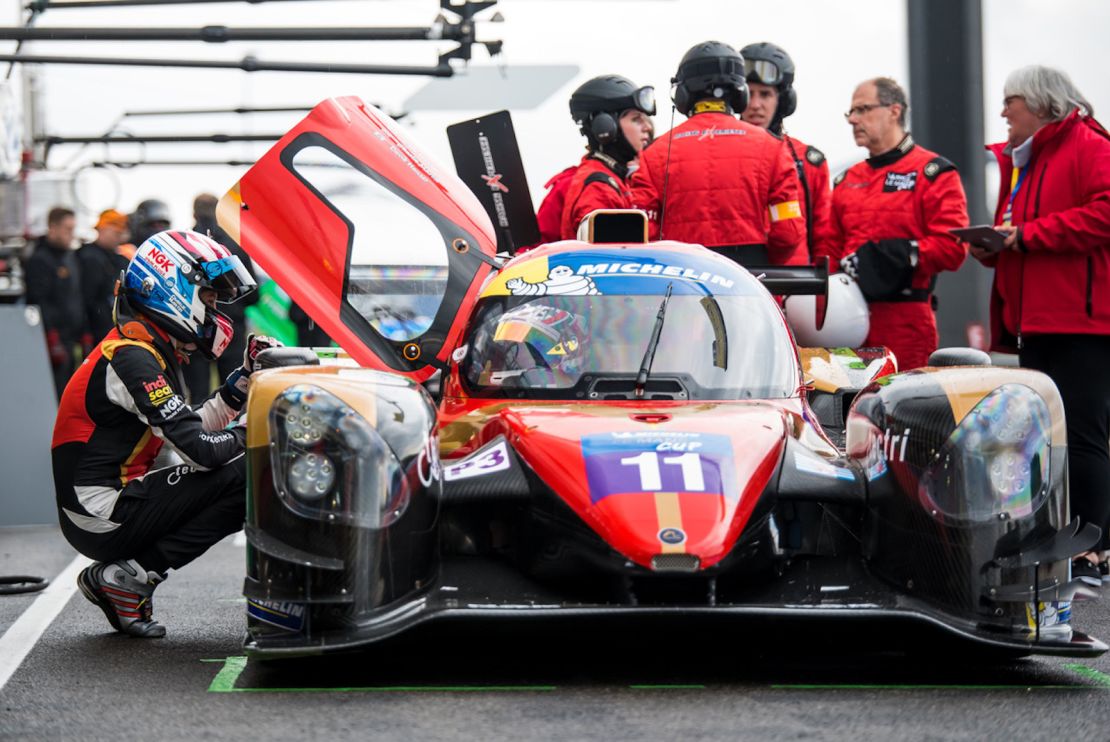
224, 98, 1104, 659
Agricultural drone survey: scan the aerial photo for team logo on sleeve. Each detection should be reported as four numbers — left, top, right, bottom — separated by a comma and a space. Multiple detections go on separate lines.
144, 375, 174, 406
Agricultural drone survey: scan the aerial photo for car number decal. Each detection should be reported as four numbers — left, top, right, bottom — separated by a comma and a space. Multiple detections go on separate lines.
581, 431, 735, 503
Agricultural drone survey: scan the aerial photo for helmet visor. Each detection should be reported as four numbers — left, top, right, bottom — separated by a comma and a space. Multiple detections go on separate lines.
743, 58, 784, 86
632, 86, 657, 116
200, 255, 257, 302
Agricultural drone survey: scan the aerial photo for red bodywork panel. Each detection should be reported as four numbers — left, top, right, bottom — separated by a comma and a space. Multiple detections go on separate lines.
439, 396, 795, 569
219, 97, 498, 382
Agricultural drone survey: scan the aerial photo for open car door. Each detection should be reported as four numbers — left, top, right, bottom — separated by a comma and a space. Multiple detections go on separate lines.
218, 97, 498, 382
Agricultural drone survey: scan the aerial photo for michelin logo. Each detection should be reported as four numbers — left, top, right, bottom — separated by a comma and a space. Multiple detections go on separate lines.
577, 262, 735, 288
506, 265, 600, 296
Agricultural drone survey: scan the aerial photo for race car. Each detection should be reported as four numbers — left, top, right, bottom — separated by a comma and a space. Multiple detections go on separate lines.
218, 97, 1105, 659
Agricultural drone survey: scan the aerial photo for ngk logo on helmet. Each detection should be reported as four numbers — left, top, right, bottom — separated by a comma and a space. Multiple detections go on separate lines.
143, 245, 176, 277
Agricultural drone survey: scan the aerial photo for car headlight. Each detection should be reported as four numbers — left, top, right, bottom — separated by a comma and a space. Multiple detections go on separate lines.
920, 384, 1051, 522
269, 384, 409, 528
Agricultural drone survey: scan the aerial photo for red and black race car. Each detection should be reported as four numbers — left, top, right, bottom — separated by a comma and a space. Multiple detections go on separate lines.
218, 97, 1105, 659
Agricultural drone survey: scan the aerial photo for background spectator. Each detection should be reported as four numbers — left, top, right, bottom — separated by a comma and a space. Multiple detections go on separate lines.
24, 206, 83, 398
76, 209, 131, 349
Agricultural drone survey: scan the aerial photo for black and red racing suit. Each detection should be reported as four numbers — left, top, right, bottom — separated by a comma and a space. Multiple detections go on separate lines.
52, 317, 246, 574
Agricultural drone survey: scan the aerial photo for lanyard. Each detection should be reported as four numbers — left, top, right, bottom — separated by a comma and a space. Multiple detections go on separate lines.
1001, 165, 1029, 227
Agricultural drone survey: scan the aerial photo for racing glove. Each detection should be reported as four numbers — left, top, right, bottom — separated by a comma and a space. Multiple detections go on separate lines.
845, 239, 919, 302
222, 334, 283, 408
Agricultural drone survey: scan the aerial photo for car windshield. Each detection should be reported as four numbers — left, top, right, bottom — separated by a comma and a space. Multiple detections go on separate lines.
460, 292, 800, 400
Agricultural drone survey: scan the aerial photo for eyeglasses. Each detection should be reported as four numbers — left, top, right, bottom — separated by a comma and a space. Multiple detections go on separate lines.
1002, 95, 1025, 109
843, 103, 890, 120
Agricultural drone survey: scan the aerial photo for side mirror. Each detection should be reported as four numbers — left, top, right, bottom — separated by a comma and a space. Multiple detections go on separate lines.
927, 347, 991, 367
256, 347, 321, 369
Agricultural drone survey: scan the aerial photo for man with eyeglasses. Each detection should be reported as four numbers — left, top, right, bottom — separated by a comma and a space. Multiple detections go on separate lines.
819, 77, 968, 370
630, 41, 805, 267
739, 42, 831, 264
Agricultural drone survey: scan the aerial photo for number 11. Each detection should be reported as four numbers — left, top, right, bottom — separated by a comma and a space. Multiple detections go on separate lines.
619, 451, 705, 491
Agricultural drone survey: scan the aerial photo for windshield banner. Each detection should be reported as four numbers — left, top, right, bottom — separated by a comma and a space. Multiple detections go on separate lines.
481, 249, 758, 298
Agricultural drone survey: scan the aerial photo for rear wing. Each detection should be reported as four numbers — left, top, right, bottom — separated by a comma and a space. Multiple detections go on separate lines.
749, 257, 829, 296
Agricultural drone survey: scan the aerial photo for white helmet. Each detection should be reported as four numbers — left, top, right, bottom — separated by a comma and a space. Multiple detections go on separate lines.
784, 273, 870, 348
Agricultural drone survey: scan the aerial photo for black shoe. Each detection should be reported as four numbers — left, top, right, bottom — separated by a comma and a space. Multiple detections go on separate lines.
1100, 560, 1109, 584
1072, 558, 1102, 588
77, 560, 166, 638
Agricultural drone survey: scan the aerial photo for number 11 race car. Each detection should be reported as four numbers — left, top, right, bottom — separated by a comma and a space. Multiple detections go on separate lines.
217, 97, 1105, 659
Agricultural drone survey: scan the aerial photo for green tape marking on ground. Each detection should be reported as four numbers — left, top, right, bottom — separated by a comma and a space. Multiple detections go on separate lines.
629, 684, 706, 689
207, 656, 248, 692
203, 658, 554, 694
1064, 664, 1110, 687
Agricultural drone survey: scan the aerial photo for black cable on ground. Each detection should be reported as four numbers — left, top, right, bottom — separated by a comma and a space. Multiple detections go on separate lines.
0, 575, 49, 595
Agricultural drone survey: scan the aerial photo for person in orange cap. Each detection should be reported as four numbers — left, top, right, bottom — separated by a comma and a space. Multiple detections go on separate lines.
76, 209, 132, 349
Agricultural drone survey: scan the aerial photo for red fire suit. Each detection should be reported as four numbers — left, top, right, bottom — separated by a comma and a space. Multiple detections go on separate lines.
629, 110, 805, 266
819, 135, 968, 370
782, 134, 832, 263
560, 155, 632, 240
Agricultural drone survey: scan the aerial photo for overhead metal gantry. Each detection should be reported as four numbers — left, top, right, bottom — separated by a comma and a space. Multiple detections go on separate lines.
0, 0, 503, 77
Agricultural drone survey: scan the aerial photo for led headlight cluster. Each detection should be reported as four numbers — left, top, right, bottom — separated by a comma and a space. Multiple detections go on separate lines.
921, 384, 1052, 523
269, 384, 409, 528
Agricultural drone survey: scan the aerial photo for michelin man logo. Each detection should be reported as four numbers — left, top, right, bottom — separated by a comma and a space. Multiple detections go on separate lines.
505, 265, 600, 296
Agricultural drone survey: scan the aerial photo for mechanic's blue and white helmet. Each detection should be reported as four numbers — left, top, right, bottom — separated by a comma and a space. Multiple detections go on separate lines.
122, 230, 257, 359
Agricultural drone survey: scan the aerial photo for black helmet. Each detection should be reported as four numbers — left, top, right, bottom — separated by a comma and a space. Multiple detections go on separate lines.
671, 41, 749, 117
740, 41, 797, 133
569, 75, 656, 165
130, 198, 172, 246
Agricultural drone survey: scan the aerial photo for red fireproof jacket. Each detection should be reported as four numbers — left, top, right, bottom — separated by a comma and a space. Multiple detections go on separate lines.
782, 133, 832, 263
982, 111, 1110, 351
560, 156, 632, 240
629, 111, 805, 264
819, 136, 968, 370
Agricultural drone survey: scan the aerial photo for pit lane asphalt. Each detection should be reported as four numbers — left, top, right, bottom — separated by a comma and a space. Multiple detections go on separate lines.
3, 525, 1110, 741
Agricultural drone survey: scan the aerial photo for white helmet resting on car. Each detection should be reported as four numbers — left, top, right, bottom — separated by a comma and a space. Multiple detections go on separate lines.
784, 273, 870, 348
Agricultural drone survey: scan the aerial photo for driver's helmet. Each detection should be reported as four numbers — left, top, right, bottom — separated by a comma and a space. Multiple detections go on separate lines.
121, 230, 257, 358
483, 303, 587, 386
784, 273, 870, 348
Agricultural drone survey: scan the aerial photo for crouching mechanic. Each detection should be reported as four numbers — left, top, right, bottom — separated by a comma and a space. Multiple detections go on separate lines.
51, 230, 280, 638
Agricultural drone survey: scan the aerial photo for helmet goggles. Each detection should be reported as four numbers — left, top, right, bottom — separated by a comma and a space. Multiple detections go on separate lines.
743, 58, 785, 87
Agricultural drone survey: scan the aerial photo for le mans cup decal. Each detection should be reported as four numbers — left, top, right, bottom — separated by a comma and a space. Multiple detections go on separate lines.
581, 431, 736, 503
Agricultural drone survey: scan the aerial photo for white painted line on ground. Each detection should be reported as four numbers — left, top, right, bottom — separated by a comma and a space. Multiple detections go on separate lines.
0, 554, 92, 693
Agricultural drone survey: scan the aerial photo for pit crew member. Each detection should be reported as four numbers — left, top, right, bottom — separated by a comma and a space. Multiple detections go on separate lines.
739, 42, 831, 263
630, 40, 806, 267
820, 77, 968, 370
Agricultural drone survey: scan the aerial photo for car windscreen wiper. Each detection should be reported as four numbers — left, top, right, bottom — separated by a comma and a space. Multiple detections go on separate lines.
634, 282, 673, 399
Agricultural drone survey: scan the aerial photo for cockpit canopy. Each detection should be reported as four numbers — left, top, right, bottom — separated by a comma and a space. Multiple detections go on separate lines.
460, 247, 801, 401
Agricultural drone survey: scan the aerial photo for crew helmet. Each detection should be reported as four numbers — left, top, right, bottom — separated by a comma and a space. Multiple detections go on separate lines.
671, 41, 749, 116
120, 230, 257, 358
739, 41, 797, 132
569, 75, 656, 164
784, 273, 870, 348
